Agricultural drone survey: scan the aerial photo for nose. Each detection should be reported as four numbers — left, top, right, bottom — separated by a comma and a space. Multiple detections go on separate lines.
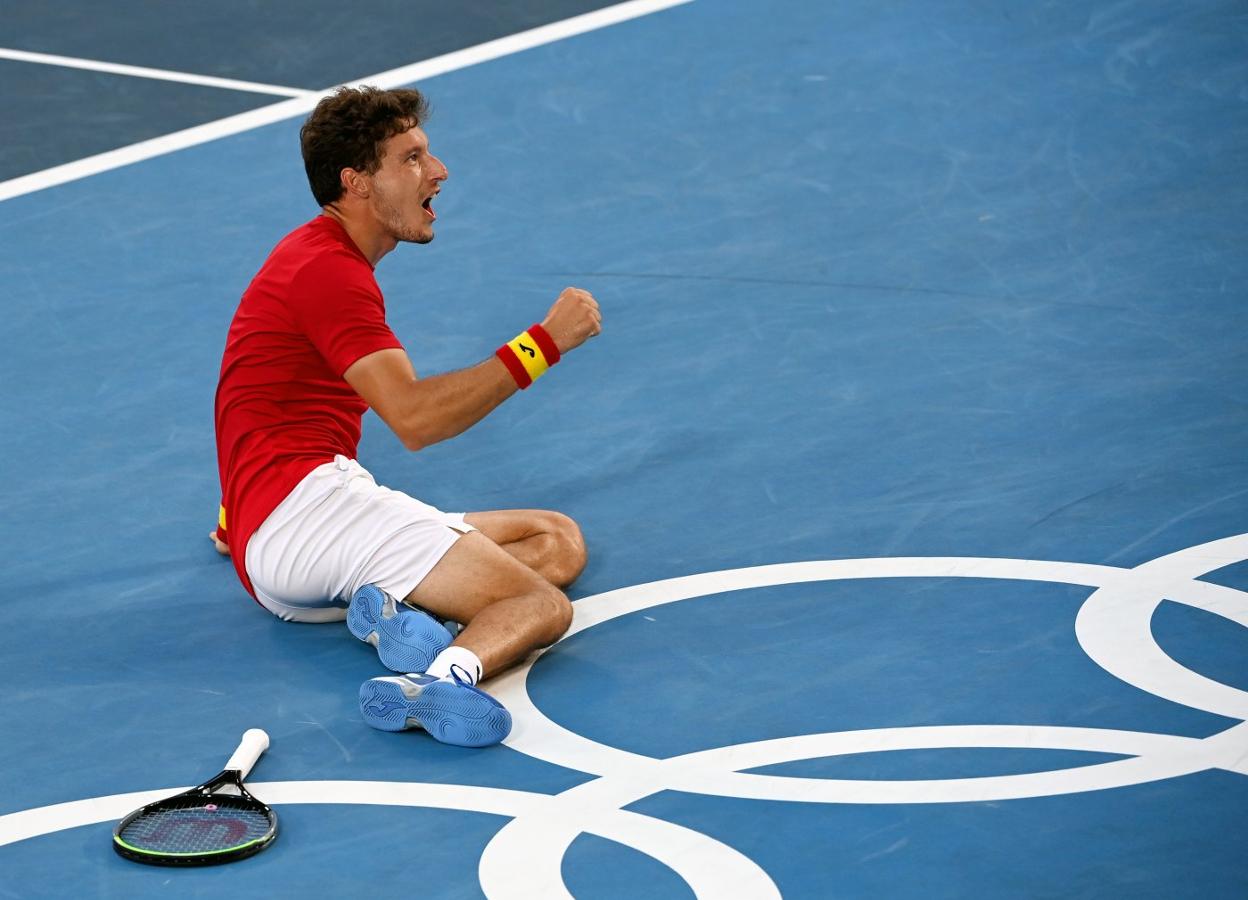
431, 154, 449, 182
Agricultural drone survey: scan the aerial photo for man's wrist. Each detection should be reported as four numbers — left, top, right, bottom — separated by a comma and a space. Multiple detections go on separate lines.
496, 323, 560, 389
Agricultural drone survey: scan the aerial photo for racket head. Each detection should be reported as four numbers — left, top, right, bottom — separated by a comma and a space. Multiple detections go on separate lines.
113, 770, 277, 866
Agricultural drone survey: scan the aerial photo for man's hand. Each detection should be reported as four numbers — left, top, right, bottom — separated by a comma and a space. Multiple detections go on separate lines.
209, 530, 230, 556
541, 287, 601, 354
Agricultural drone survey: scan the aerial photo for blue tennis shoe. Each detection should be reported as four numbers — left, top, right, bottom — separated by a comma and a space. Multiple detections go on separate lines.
359, 671, 512, 747
347, 584, 454, 674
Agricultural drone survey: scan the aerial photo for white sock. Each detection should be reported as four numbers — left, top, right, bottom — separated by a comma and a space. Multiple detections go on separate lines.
425, 646, 483, 685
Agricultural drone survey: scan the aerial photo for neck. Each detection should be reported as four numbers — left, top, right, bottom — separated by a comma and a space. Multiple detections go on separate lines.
320, 205, 396, 267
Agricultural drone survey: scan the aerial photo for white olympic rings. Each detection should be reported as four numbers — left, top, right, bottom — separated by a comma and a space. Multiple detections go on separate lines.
2, 534, 1246, 899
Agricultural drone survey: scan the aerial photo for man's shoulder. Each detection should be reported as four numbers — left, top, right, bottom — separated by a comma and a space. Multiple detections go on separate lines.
277, 217, 367, 265
261, 217, 376, 290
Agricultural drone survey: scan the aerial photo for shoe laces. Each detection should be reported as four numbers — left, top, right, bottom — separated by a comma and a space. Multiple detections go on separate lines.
448, 663, 477, 687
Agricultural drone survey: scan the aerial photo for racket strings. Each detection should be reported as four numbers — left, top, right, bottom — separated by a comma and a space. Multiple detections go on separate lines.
118, 796, 272, 854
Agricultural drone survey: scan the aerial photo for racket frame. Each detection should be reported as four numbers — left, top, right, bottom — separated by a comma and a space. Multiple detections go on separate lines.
112, 729, 277, 866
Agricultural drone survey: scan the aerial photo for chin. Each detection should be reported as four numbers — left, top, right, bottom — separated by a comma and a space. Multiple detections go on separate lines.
394, 227, 434, 245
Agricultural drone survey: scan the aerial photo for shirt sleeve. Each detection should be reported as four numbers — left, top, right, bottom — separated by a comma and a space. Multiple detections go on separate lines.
289, 251, 405, 377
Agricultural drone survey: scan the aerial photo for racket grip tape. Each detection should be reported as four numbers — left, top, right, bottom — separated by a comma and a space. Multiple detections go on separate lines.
224, 728, 270, 778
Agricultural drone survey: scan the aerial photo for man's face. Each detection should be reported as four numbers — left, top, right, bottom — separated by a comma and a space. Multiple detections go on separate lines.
367, 125, 448, 245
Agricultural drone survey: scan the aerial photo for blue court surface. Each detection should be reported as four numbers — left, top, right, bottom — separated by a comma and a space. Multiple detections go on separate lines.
2, 1, 1246, 897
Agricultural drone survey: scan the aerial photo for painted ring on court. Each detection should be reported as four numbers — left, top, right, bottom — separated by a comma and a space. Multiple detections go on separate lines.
476, 537, 1248, 897
3, 536, 1247, 900
492, 538, 1248, 801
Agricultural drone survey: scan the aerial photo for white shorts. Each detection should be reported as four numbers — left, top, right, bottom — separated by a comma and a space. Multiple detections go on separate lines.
245, 455, 475, 623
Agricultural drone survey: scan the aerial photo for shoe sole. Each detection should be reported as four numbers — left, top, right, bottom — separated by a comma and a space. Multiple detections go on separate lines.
359, 678, 513, 747
346, 585, 453, 673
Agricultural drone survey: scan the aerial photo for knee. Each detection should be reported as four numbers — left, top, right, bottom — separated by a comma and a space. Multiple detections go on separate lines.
534, 581, 574, 646
539, 511, 588, 588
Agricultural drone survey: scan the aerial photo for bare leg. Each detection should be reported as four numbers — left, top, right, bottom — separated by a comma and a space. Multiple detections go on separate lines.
356, 511, 588, 744
463, 509, 587, 588
402, 530, 574, 678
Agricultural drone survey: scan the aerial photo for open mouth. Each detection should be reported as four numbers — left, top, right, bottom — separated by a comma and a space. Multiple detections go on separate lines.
421, 194, 437, 221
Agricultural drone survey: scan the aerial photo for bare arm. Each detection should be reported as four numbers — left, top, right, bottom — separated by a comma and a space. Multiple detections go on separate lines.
345, 350, 513, 450
346, 287, 602, 451
209, 289, 600, 549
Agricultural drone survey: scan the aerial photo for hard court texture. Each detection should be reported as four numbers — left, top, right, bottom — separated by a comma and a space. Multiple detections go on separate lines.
0, 1, 1245, 897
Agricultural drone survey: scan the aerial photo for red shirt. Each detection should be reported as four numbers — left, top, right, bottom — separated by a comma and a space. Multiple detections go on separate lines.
214, 216, 404, 597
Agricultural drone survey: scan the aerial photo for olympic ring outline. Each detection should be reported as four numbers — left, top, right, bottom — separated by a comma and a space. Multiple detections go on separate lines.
482, 533, 1248, 897
2, 534, 1246, 900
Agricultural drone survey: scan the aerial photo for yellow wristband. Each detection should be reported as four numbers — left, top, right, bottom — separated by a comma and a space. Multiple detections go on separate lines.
506, 330, 550, 382
496, 323, 561, 389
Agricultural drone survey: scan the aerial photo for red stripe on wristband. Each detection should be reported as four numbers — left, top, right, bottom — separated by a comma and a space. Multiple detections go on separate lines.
496, 344, 533, 388
528, 323, 561, 365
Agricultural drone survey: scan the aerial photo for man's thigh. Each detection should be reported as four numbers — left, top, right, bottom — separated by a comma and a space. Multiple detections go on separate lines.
402, 530, 551, 624
463, 509, 566, 545
463, 508, 587, 588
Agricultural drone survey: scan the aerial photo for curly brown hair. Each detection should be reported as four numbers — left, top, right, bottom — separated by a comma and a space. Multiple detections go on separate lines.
300, 86, 431, 207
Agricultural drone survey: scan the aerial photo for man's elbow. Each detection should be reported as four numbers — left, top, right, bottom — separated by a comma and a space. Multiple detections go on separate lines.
388, 397, 456, 452
396, 418, 447, 452
398, 427, 431, 452
381, 402, 433, 451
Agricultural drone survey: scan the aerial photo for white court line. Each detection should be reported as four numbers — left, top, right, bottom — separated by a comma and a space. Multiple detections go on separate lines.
0, 48, 314, 98
0, 0, 694, 204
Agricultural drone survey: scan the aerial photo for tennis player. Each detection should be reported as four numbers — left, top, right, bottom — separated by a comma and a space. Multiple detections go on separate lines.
211, 86, 600, 747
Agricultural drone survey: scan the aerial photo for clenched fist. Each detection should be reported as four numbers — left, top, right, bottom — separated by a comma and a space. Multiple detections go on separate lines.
541, 287, 601, 354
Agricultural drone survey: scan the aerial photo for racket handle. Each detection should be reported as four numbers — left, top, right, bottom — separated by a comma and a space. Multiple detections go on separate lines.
225, 728, 270, 777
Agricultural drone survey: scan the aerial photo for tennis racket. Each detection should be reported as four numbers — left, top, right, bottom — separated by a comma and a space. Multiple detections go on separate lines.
112, 728, 277, 866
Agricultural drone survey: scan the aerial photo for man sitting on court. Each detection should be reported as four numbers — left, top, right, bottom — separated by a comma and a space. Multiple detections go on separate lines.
211, 86, 601, 748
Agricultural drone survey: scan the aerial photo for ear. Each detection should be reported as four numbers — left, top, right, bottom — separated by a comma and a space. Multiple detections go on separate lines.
339, 167, 370, 199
